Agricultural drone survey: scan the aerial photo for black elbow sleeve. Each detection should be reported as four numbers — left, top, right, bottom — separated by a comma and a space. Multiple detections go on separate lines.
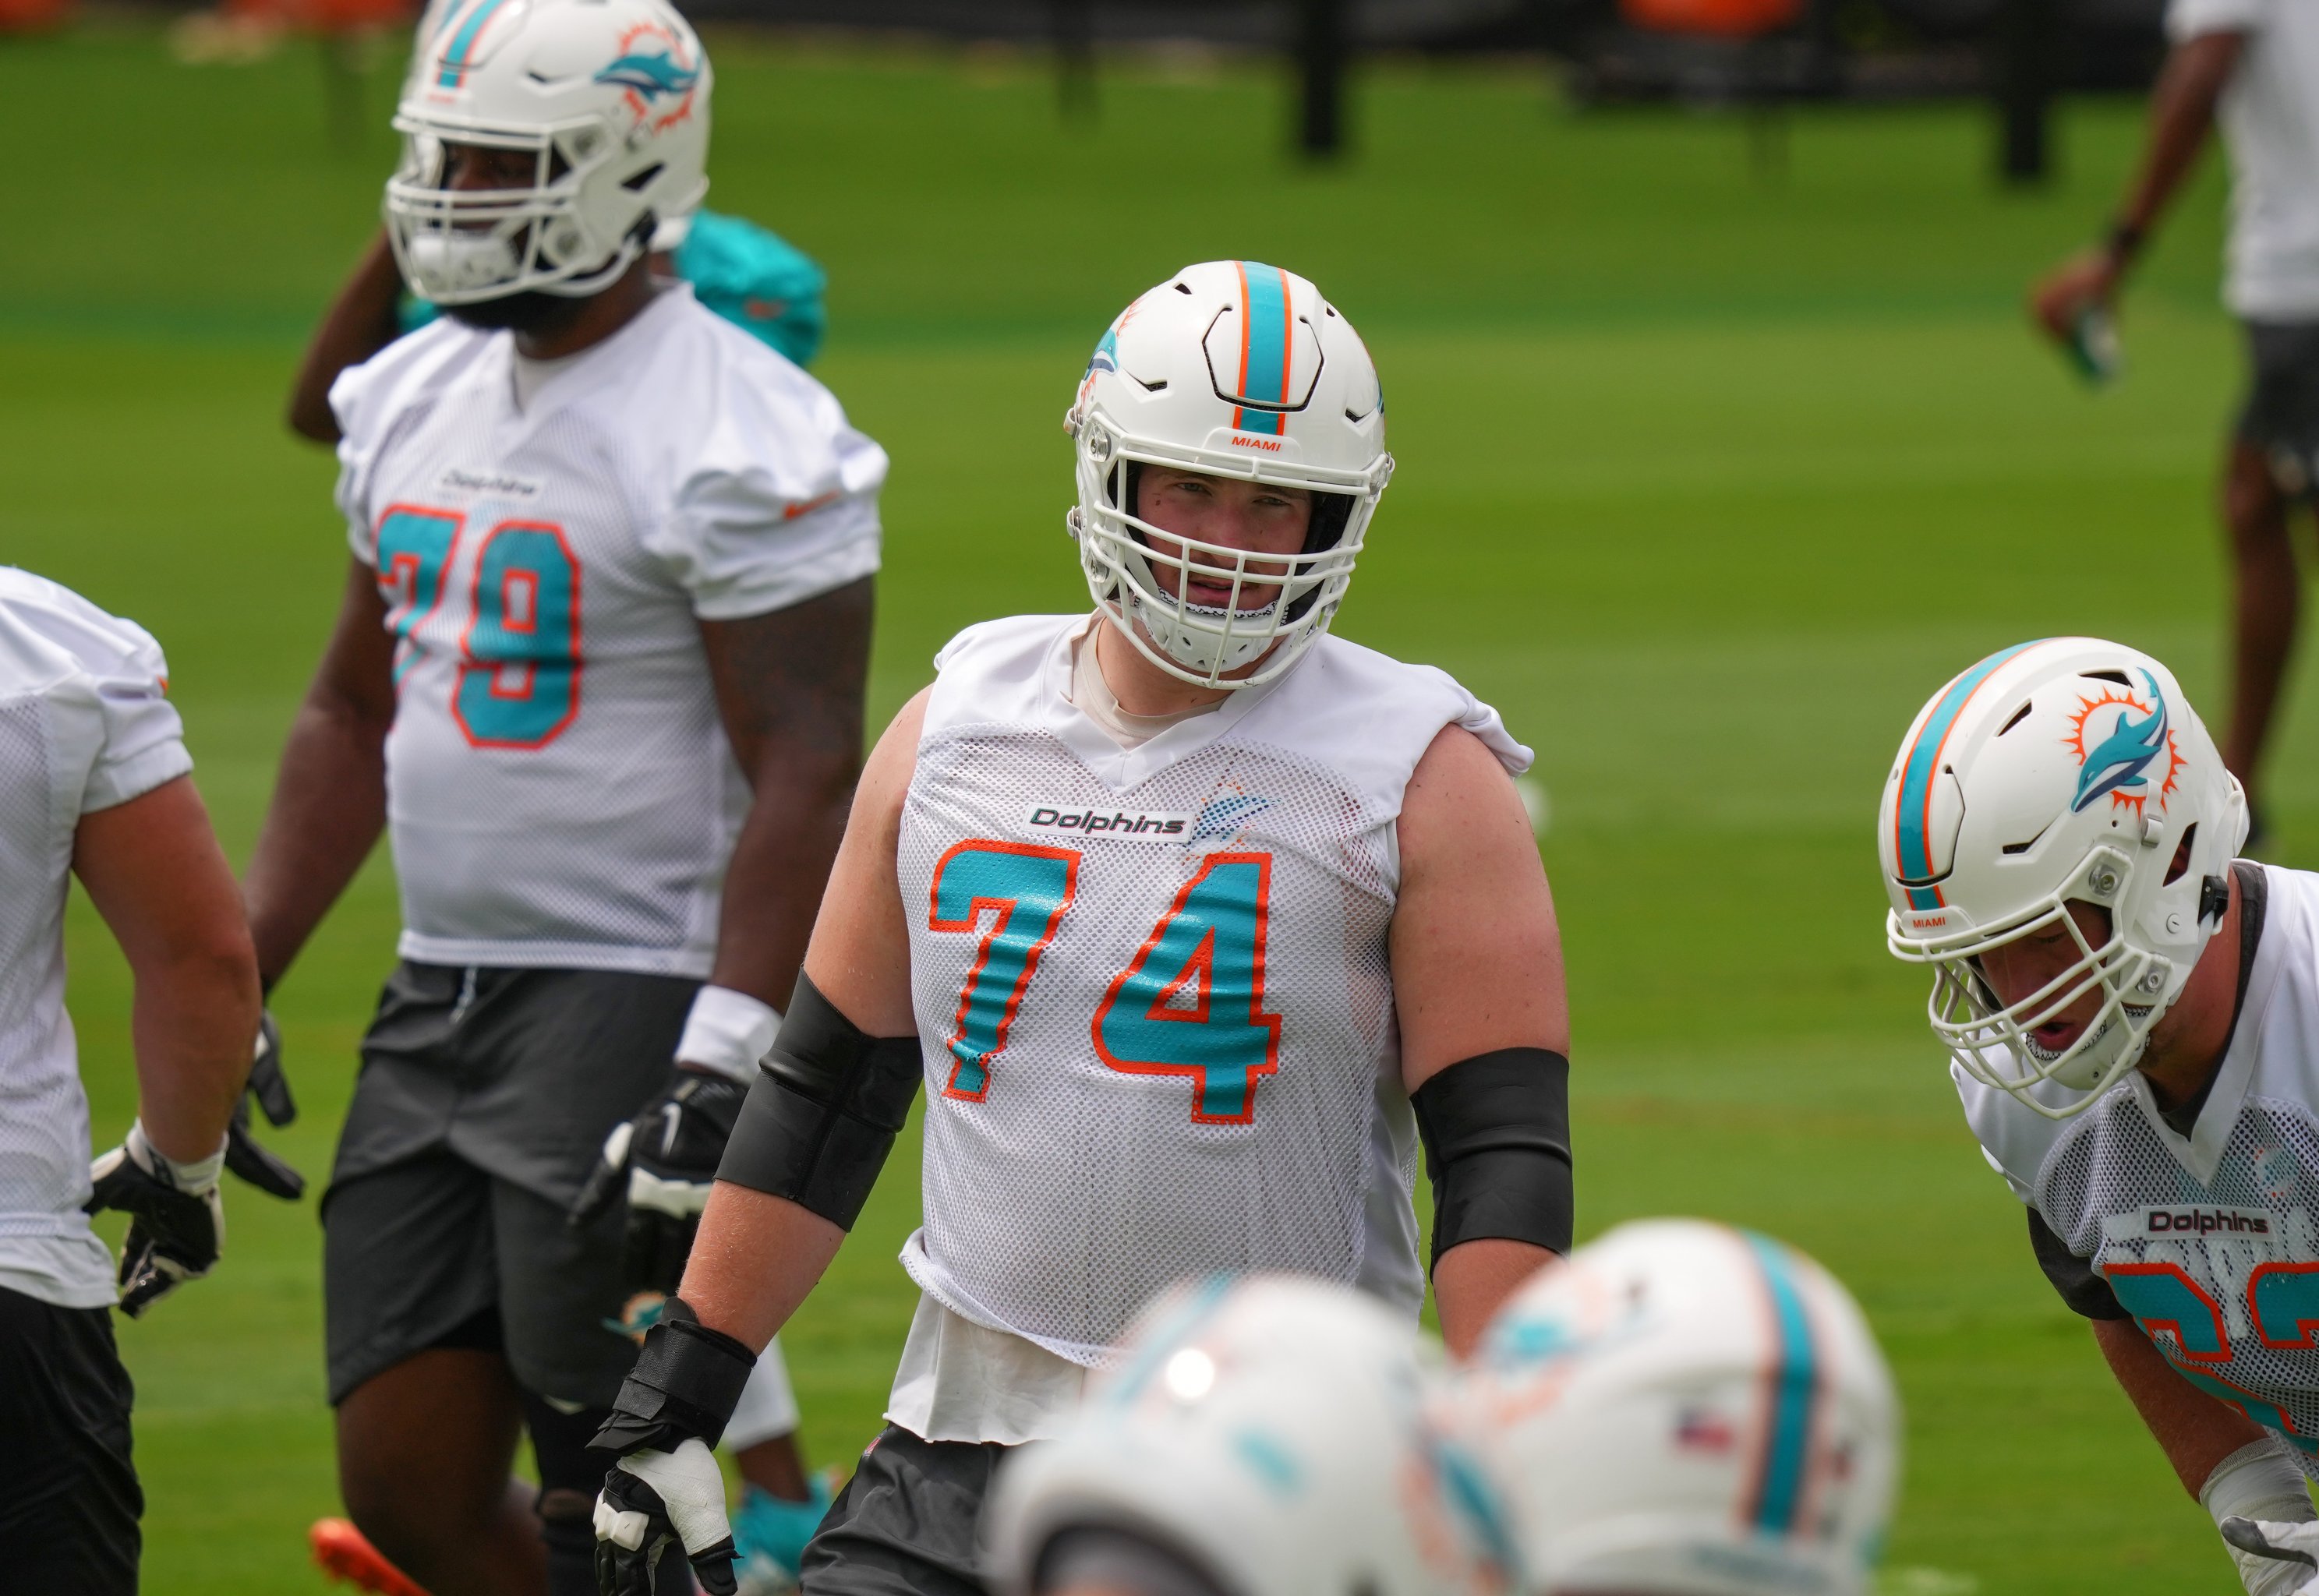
715, 972, 922, 1232
1412, 1047, 1574, 1270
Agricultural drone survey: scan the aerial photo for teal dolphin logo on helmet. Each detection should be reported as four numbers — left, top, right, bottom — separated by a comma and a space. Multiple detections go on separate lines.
2070, 670, 2171, 814
595, 49, 698, 101
1087, 326, 1120, 376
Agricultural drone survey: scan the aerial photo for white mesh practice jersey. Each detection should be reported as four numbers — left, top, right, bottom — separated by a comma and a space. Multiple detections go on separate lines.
1962, 863, 2319, 1475
331, 285, 886, 975
896, 614, 1532, 1366
0, 570, 193, 1308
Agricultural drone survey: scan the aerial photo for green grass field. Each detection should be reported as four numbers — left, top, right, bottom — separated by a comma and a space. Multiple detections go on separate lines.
3, 19, 2310, 1593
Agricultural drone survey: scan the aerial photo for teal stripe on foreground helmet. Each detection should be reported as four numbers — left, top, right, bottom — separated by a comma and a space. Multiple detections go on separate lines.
1455, 1218, 1900, 1596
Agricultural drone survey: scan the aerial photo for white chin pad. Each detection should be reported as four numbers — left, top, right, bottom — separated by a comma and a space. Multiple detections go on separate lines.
2046, 1006, 2148, 1087
1126, 588, 1281, 676
406, 231, 521, 295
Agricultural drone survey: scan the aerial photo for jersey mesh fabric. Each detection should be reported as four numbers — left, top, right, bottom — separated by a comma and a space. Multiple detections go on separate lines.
0, 701, 82, 1252
0, 570, 192, 1308
330, 285, 886, 976
903, 729, 1402, 1365
894, 615, 1531, 1368
2034, 1093, 2319, 1475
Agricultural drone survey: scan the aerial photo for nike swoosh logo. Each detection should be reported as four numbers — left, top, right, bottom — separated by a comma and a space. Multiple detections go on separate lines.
782, 491, 842, 521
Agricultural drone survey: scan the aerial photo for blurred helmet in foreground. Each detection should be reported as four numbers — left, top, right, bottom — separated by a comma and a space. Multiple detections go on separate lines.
985, 1275, 1518, 1596
1063, 261, 1392, 690
1454, 1219, 1898, 1596
386, 0, 711, 304
1877, 638, 2245, 1120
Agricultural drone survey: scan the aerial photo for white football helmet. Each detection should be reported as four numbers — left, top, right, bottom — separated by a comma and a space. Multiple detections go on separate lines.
1064, 261, 1392, 690
985, 1276, 1520, 1596
1452, 1220, 1899, 1596
1877, 638, 2247, 1119
386, 0, 711, 304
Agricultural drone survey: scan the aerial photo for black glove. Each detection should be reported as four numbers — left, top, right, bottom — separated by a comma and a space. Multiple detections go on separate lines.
589, 1299, 755, 1596
569, 1070, 748, 1294
85, 1124, 224, 1317
223, 1008, 306, 1201
592, 1443, 739, 1596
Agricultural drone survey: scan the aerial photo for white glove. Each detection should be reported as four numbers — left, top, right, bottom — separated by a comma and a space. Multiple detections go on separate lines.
593, 1438, 738, 1595
2204, 1435, 2319, 1596
2220, 1518, 2319, 1596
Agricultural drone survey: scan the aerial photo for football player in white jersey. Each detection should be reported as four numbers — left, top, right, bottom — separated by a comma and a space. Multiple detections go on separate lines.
583, 261, 1574, 1596
1879, 638, 2319, 1596
237, 4, 886, 1594
0, 567, 263, 1593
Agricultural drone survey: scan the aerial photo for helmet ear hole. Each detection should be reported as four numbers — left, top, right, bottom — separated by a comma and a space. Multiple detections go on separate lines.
2164, 825, 2198, 887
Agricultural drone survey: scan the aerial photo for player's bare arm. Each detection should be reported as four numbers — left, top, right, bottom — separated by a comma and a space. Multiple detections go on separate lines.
75, 775, 262, 1163
2030, 30, 2244, 337
695, 577, 875, 1015
564, 580, 881, 1344
76, 771, 265, 1315
680, 685, 928, 1350
1393, 721, 1571, 1355
287, 231, 405, 445
2094, 1317, 2266, 1497
781, 686, 923, 1037
242, 556, 396, 985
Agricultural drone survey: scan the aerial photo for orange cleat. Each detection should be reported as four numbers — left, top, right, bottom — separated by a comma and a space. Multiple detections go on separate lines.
311, 1517, 432, 1596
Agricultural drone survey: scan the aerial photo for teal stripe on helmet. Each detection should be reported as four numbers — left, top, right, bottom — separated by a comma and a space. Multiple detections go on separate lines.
438, 0, 514, 87
1742, 1231, 1818, 1534
1892, 641, 2045, 904
1233, 262, 1291, 436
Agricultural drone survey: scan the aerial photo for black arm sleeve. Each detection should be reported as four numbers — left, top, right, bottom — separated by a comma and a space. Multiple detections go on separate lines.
714, 973, 921, 1231
2027, 1207, 2130, 1320
1410, 1047, 1574, 1269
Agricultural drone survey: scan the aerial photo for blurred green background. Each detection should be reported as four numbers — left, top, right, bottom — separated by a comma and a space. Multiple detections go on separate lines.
2, 19, 2300, 1593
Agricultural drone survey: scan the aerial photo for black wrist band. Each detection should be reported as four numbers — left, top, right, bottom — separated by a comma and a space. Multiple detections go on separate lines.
2105, 219, 2146, 262
589, 1297, 756, 1457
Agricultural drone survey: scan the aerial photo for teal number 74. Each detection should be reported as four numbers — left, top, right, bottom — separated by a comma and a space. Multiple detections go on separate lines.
925, 843, 1282, 1124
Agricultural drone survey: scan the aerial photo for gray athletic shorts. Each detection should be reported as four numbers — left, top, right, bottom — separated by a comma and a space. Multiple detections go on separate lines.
2239, 319, 2319, 498
800, 1425, 1008, 1596
321, 960, 697, 1407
